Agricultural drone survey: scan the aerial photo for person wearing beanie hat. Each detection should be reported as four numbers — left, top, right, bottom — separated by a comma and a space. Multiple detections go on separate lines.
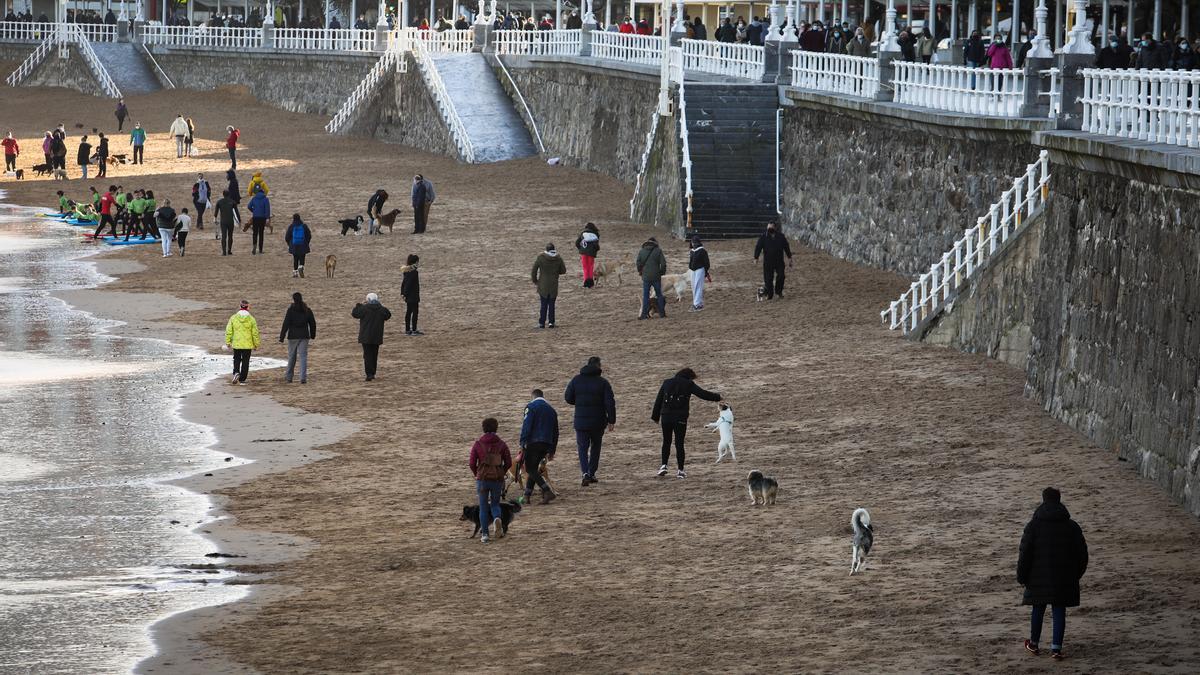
687, 236, 711, 311
278, 292, 317, 384
351, 292, 392, 381
224, 300, 261, 385
564, 355, 616, 486
531, 242, 567, 329
1017, 487, 1089, 660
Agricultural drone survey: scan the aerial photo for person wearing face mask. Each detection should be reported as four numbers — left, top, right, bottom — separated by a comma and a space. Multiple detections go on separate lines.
827, 27, 847, 54
1097, 36, 1134, 68
735, 17, 748, 43
847, 27, 871, 56
1136, 33, 1167, 69
965, 30, 986, 67
1173, 38, 1197, 70
916, 27, 934, 64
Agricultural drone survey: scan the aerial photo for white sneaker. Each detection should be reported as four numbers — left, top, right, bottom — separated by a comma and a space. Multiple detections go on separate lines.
676, 469, 687, 479
480, 533, 490, 543
492, 517, 503, 538
656, 464, 668, 477
230, 374, 239, 385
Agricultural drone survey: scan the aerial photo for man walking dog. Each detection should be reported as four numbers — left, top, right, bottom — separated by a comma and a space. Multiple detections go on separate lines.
519, 389, 559, 504
564, 356, 616, 486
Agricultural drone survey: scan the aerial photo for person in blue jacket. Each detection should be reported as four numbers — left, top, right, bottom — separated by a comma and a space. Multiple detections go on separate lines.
519, 388, 559, 504
563, 356, 616, 487
247, 186, 271, 255
283, 213, 312, 278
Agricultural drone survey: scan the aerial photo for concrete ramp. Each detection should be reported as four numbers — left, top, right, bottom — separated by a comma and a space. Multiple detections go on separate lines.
89, 42, 161, 94
428, 53, 536, 163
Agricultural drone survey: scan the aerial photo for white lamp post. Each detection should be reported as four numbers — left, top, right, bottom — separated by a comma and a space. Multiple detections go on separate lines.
1029, 0, 1052, 56
767, 0, 782, 39
879, 0, 899, 51
1059, 0, 1093, 53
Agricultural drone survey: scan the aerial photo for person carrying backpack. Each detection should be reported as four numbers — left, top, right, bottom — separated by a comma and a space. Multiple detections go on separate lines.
469, 417, 513, 544
651, 368, 722, 479
284, 214, 312, 278
575, 222, 600, 288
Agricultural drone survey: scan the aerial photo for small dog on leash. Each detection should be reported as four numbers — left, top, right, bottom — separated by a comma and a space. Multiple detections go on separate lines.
705, 403, 736, 462
850, 507, 874, 575
325, 254, 337, 278
747, 470, 777, 506
460, 501, 522, 538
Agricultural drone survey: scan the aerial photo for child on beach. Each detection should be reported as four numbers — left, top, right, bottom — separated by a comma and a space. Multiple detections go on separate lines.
705, 403, 736, 463
175, 208, 191, 257
56, 190, 69, 214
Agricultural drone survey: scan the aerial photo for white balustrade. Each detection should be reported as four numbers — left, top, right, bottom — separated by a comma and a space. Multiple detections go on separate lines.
493, 29, 581, 56
1080, 68, 1200, 148
411, 39, 476, 163
893, 62, 1025, 117
883, 150, 1051, 333
72, 23, 116, 42
590, 31, 662, 66
789, 50, 879, 99
403, 28, 474, 53
681, 38, 764, 81
5, 33, 54, 86
274, 28, 375, 52
326, 48, 403, 133
143, 25, 261, 49
66, 24, 121, 97
678, 72, 694, 226
0, 22, 59, 42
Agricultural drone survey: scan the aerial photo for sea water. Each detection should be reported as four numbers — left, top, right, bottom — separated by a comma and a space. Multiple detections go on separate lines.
0, 205, 245, 673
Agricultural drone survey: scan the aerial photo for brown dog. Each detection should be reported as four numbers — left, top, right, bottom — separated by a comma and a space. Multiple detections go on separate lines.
507, 450, 551, 499
375, 208, 401, 234
325, 254, 337, 278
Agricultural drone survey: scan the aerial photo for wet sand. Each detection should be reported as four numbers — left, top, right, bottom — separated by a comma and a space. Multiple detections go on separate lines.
3, 85, 1200, 673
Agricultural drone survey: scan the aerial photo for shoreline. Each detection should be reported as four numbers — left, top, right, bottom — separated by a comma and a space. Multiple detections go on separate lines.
52, 255, 358, 674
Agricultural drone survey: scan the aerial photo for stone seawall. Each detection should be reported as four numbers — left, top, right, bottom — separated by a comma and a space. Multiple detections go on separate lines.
26, 46, 103, 96
348, 55, 456, 159
779, 90, 1047, 277
629, 111, 684, 234
151, 47, 374, 116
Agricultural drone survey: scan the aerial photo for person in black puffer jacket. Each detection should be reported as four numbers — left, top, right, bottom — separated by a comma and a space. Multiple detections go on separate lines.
564, 356, 616, 486
278, 292, 316, 383
651, 368, 721, 479
401, 254, 422, 335
1017, 487, 1089, 660
351, 292, 391, 381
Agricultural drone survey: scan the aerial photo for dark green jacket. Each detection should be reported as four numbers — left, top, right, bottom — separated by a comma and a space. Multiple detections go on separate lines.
636, 240, 667, 281
532, 251, 567, 298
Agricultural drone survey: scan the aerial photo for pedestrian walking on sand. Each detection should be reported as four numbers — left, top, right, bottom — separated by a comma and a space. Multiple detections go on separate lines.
411, 174, 435, 234
224, 300, 261, 385
129, 123, 145, 165
531, 242, 566, 329
169, 114, 189, 158
115, 99, 128, 131
246, 171, 269, 197
214, 190, 238, 255
563, 356, 616, 486
1018, 487, 1089, 660
247, 186, 271, 255
154, 198, 178, 257
575, 222, 600, 288
174, 207, 191, 257
469, 417, 513, 544
284, 213, 312, 278
225, 126, 240, 170
96, 133, 108, 178
2, 132, 19, 172
184, 117, 195, 157
651, 368, 722, 479
367, 188, 388, 235
400, 254, 422, 335
519, 389, 559, 504
76, 135, 92, 180
351, 292, 391, 381
688, 236, 711, 311
279, 291, 316, 384
192, 173, 210, 230
636, 236, 668, 319
753, 222, 793, 300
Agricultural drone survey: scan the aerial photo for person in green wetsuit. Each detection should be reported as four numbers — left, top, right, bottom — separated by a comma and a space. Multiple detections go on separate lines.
126, 190, 146, 241
56, 190, 70, 214
73, 202, 97, 223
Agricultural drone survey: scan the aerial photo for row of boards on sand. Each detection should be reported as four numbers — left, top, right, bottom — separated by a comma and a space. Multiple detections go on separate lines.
42, 213, 158, 246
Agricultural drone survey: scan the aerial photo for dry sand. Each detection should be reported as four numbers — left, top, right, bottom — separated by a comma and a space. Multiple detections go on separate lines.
3, 85, 1200, 673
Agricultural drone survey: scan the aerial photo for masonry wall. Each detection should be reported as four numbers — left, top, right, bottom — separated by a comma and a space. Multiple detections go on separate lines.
629, 110, 684, 234
25, 46, 104, 96
150, 47, 374, 116
347, 55, 456, 158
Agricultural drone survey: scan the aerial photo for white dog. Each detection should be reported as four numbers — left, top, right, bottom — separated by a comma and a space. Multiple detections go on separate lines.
705, 403, 736, 462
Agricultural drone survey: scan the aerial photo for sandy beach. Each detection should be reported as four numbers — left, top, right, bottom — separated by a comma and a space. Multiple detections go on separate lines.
3, 84, 1200, 673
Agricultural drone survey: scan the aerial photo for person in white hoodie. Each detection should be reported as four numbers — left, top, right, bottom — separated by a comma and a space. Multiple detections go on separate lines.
169, 114, 190, 159
705, 402, 735, 462
687, 235, 712, 311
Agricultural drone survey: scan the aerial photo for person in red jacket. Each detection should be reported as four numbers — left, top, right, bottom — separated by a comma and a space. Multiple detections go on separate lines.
468, 417, 513, 543
635, 19, 651, 35
2, 132, 18, 172
92, 185, 118, 238
618, 17, 634, 33
225, 125, 240, 170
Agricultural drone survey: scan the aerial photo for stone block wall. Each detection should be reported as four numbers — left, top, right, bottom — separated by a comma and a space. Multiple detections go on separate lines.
629, 110, 684, 234
151, 47, 375, 116
348, 56, 457, 159
25, 46, 104, 97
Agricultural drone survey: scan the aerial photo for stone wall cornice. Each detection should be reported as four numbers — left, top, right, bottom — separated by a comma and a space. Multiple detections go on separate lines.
1036, 130, 1200, 191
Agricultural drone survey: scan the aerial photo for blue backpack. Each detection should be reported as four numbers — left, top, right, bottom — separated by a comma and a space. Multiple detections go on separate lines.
291, 224, 305, 246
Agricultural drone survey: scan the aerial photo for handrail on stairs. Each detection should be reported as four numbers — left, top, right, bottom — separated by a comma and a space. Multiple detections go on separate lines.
140, 43, 175, 89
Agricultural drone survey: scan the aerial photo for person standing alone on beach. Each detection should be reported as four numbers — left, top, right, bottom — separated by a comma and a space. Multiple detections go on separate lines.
411, 174, 434, 234
129, 123, 145, 165
400, 254, 422, 335
469, 417, 513, 544
754, 222, 793, 300
115, 99, 128, 131
531, 242, 566, 329
564, 356, 616, 486
351, 293, 391, 382
279, 292, 316, 384
519, 389, 558, 505
575, 222, 600, 288
225, 126, 240, 170
224, 300, 261, 385
1018, 487, 1089, 660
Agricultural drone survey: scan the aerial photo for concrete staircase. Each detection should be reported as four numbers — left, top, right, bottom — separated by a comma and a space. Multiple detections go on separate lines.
427, 53, 536, 163
89, 42, 161, 94
684, 83, 778, 239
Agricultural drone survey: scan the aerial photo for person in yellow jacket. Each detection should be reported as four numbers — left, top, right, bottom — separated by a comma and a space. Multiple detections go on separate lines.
224, 299, 261, 385
246, 171, 269, 197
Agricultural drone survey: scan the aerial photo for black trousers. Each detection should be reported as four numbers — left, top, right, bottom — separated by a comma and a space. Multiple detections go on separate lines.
661, 419, 687, 469
132, 145, 143, 164
221, 224, 234, 254
523, 442, 552, 494
763, 263, 785, 299
93, 214, 116, 237
176, 231, 188, 254
405, 302, 419, 332
5, 154, 16, 171
293, 252, 306, 270
251, 217, 267, 252
96, 158, 106, 177
228, 147, 236, 169
362, 343, 380, 378
413, 202, 428, 233
117, 116, 126, 131
192, 201, 206, 228
232, 349, 251, 382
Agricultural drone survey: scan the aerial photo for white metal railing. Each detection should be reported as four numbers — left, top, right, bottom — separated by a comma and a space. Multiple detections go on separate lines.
493, 52, 545, 153
678, 70, 694, 228
1042, 68, 1062, 118
882, 150, 1051, 334
591, 31, 662, 66
411, 39, 475, 163
629, 109, 661, 219
681, 38, 764, 81
274, 27, 375, 52
72, 23, 116, 42
68, 24, 121, 98
6, 33, 55, 86
325, 48, 404, 134
493, 29, 581, 56
893, 62, 1026, 117
789, 50, 879, 99
1080, 68, 1200, 148
140, 42, 175, 88
143, 25, 261, 49
0, 21, 58, 42
400, 27, 473, 53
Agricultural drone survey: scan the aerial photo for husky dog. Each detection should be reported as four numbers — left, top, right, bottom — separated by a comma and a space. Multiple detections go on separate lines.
850, 507, 874, 575
746, 470, 777, 506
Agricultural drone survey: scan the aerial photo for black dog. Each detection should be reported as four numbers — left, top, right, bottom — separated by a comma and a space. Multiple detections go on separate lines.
31, 163, 51, 176
460, 501, 522, 538
14, 169, 23, 180
339, 215, 363, 236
